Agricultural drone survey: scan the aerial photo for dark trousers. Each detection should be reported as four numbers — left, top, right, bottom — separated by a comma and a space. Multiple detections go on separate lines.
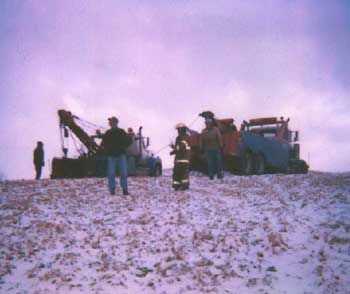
35, 165, 42, 180
207, 149, 223, 179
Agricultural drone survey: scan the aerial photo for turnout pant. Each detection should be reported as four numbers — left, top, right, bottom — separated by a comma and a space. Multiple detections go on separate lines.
172, 161, 190, 189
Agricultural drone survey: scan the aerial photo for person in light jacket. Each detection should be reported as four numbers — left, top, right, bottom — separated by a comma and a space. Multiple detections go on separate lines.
200, 118, 223, 180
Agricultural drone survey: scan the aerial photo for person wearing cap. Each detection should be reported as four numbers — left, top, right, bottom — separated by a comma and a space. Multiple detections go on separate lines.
126, 127, 138, 176
33, 141, 45, 180
101, 116, 132, 195
200, 118, 223, 180
126, 128, 138, 157
170, 123, 191, 190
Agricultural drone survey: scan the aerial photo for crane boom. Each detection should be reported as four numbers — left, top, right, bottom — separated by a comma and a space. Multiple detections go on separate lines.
58, 109, 101, 155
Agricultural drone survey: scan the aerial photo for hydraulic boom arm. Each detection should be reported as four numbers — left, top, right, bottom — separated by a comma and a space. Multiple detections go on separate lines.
58, 109, 101, 155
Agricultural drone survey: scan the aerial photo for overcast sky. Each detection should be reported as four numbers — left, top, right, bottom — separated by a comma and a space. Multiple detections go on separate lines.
0, 0, 349, 179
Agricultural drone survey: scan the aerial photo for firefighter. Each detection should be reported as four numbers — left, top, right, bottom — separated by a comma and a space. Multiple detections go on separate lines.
170, 123, 191, 190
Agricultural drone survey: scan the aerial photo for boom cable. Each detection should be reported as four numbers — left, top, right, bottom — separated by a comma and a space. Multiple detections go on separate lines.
69, 129, 85, 156
75, 116, 107, 131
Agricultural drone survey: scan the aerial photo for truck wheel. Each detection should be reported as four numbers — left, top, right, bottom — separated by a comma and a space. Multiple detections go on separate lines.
286, 165, 293, 174
255, 154, 265, 175
287, 160, 308, 174
242, 153, 253, 175
154, 164, 162, 177
299, 160, 309, 174
295, 160, 308, 174
228, 156, 240, 174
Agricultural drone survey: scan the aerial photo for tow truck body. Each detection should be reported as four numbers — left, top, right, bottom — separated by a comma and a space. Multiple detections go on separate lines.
188, 112, 308, 175
50, 110, 162, 179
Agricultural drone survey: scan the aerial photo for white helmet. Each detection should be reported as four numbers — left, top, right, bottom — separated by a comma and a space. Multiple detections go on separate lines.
175, 123, 187, 129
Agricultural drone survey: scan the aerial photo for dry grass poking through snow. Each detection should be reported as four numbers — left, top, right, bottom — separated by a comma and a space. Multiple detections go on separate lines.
0, 171, 349, 294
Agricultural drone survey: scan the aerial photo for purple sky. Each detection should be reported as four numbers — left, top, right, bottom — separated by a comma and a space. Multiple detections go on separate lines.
0, 0, 349, 179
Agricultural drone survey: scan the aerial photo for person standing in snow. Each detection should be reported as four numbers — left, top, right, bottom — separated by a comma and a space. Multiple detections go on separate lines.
126, 127, 138, 176
33, 141, 45, 180
101, 116, 132, 195
200, 118, 223, 180
170, 123, 191, 190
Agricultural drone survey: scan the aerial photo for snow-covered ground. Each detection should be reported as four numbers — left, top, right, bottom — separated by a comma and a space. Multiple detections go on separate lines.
0, 171, 349, 294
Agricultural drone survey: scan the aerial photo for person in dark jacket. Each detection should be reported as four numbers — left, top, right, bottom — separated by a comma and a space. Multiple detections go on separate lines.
101, 116, 132, 195
33, 141, 45, 180
170, 123, 191, 190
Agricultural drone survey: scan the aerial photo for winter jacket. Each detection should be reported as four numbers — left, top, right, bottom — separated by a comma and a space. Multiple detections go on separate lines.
200, 126, 223, 151
33, 147, 44, 166
171, 134, 191, 162
102, 128, 132, 156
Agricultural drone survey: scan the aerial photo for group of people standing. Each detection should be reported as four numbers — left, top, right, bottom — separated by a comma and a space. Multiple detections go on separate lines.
33, 116, 224, 195
33, 116, 132, 196
170, 117, 223, 190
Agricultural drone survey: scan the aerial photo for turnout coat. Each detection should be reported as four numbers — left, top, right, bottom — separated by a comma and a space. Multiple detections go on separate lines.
170, 134, 191, 189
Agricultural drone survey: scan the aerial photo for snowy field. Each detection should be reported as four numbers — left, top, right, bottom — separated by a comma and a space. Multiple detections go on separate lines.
0, 171, 349, 294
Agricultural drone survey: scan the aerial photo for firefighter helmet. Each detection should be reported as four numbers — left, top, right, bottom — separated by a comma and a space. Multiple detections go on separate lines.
175, 123, 187, 129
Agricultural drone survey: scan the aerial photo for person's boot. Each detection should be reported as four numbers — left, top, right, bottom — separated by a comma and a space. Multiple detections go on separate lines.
110, 189, 115, 195
123, 189, 129, 196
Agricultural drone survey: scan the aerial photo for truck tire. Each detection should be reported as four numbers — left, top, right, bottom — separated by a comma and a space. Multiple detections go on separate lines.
255, 154, 265, 175
298, 160, 309, 174
227, 156, 241, 174
242, 153, 253, 175
154, 164, 162, 177
287, 159, 308, 174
